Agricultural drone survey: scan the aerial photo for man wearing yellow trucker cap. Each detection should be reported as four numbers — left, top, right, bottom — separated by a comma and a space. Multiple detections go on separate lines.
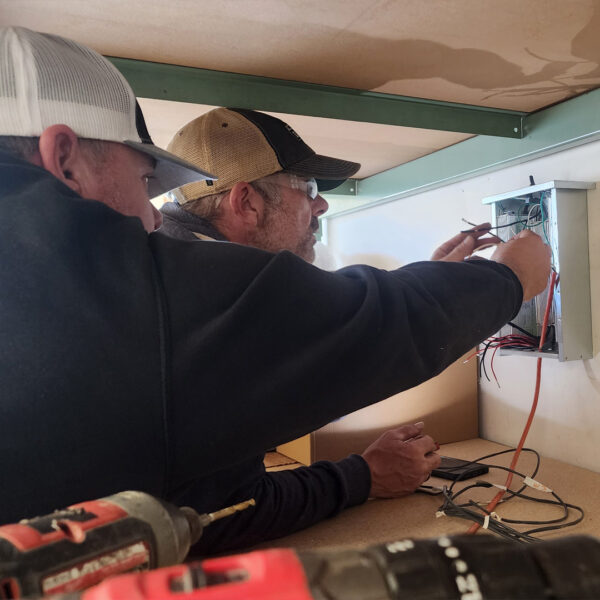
0, 26, 550, 555
160, 108, 353, 262
159, 108, 445, 554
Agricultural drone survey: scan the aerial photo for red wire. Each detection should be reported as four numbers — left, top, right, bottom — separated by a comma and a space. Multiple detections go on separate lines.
467, 270, 558, 534
486, 335, 537, 386
464, 349, 483, 363
489, 340, 536, 387
490, 345, 501, 387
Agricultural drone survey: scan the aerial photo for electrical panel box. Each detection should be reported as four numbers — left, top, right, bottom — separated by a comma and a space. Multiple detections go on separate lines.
482, 180, 594, 362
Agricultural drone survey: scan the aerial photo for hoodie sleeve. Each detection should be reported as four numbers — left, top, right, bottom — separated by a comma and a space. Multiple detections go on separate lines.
179, 454, 371, 555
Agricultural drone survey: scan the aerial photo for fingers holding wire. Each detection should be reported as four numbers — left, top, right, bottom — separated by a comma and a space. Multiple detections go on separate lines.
460, 220, 504, 244
432, 222, 500, 262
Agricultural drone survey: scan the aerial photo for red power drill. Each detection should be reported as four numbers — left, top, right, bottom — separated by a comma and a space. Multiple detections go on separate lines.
2, 495, 600, 600
29, 534, 600, 600
0, 491, 254, 598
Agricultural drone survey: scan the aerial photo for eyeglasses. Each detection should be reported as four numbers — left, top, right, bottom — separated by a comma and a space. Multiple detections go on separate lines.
261, 174, 319, 200
300, 177, 319, 200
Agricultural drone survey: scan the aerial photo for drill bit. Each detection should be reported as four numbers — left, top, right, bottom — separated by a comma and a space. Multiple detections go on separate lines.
198, 499, 256, 528
182, 498, 256, 544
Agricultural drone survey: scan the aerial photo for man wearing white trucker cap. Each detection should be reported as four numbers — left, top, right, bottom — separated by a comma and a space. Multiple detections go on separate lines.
158, 108, 446, 553
0, 28, 214, 231
0, 27, 550, 554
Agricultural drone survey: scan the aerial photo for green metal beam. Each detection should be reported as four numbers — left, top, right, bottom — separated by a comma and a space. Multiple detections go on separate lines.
323, 179, 358, 196
107, 56, 524, 138
324, 87, 600, 217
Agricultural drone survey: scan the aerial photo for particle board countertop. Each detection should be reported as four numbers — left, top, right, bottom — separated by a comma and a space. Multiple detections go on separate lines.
258, 438, 600, 550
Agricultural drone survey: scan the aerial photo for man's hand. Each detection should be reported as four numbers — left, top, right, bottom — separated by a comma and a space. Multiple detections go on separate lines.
491, 230, 551, 302
361, 423, 441, 498
431, 222, 499, 262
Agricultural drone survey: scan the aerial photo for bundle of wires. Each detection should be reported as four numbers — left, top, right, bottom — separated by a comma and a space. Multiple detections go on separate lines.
453, 193, 563, 541
479, 193, 549, 240
465, 320, 552, 387
463, 193, 557, 389
437, 448, 584, 543
463, 270, 559, 537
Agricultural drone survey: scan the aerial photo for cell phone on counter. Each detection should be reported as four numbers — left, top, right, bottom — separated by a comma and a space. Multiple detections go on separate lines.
431, 456, 489, 481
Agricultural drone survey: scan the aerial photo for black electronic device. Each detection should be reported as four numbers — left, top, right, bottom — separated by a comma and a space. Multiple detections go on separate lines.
431, 456, 489, 481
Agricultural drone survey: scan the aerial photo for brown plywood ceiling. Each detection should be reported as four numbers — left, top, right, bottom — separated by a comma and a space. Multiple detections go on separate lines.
2, 0, 599, 111
1, 0, 599, 180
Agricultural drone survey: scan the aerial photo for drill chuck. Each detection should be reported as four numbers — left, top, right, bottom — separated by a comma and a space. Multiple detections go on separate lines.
181, 499, 255, 547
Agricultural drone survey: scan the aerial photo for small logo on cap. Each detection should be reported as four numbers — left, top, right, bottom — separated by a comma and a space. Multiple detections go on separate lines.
284, 124, 301, 140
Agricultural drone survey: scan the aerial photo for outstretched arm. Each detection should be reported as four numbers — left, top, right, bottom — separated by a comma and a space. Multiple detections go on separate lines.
186, 455, 371, 555
154, 230, 548, 488
186, 422, 440, 555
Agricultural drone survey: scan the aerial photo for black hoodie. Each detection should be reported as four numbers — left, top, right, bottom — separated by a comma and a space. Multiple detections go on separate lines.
0, 150, 521, 552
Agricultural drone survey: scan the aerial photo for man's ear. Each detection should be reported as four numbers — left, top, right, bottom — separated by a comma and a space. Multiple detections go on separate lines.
38, 125, 89, 195
227, 181, 265, 228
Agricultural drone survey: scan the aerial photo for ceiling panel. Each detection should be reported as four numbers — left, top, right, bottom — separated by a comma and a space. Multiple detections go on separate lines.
1, 0, 599, 200
2, 0, 599, 112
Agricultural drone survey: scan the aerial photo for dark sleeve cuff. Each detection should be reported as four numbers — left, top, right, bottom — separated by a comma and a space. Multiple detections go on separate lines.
326, 454, 371, 509
466, 258, 523, 321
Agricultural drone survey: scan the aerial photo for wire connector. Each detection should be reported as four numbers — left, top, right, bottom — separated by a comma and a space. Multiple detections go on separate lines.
482, 512, 502, 529
491, 483, 507, 491
523, 477, 552, 493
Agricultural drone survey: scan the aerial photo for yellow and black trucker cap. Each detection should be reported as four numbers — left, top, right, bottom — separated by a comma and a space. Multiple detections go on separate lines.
167, 108, 360, 202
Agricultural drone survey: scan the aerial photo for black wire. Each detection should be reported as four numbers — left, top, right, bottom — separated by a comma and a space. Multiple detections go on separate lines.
477, 335, 538, 383
460, 219, 528, 233
440, 488, 571, 543
497, 344, 537, 350
481, 344, 491, 381
443, 448, 540, 503
506, 321, 538, 339
478, 338, 496, 382
439, 489, 539, 543
436, 448, 584, 542
478, 448, 540, 501
523, 501, 584, 534
444, 450, 536, 500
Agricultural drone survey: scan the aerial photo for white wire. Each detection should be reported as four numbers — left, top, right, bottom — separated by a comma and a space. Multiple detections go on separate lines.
526, 203, 541, 227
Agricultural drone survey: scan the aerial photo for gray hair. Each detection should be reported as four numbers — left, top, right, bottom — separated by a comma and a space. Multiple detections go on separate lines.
182, 172, 287, 222
0, 135, 111, 162
0, 136, 40, 160
179, 189, 230, 221
252, 174, 284, 208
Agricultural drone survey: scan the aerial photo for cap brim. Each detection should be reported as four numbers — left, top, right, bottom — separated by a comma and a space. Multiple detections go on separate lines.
286, 153, 360, 191
124, 141, 217, 198
314, 178, 349, 192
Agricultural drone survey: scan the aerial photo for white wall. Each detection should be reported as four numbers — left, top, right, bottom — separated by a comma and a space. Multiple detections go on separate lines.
325, 139, 600, 473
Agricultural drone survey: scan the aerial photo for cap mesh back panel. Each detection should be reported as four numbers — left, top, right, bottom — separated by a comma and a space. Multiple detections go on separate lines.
170, 108, 281, 201
0, 27, 139, 141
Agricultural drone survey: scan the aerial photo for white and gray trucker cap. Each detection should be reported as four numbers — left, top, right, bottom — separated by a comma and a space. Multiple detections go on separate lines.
0, 26, 216, 197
